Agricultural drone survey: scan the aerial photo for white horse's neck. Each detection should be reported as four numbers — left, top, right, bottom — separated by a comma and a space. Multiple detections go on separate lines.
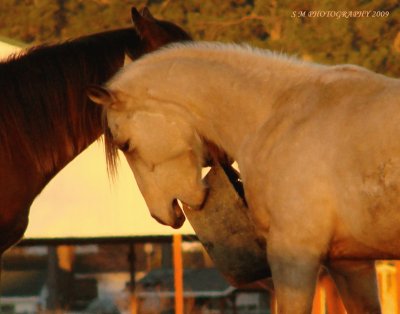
113, 43, 325, 159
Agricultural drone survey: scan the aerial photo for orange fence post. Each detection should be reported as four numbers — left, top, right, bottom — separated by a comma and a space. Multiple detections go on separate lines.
377, 261, 398, 314
396, 262, 400, 314
322, 274, 346, 314
173, 234, 184, 314
312, 279, 323, 314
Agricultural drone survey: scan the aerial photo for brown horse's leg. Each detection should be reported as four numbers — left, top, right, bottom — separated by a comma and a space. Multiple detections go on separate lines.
327, 260, 381, 314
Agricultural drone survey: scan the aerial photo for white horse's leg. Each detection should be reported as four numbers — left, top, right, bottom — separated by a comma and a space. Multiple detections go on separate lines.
267, 238, 321, 314
327, 260, 381, 314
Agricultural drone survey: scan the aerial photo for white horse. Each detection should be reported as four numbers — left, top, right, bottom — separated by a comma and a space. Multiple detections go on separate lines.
88, 42, 400, 313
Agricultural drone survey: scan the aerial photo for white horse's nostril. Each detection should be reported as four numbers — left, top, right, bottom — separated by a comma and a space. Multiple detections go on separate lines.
172, 199, 185, 228
172, 199, 182, 214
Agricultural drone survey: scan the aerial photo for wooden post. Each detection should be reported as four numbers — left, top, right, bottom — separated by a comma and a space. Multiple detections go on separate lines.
161, 242, 173, 269
312, 279, 323, 314
56, 245, 74, 309
128, 243, 137, 314
378, 261, 397, 314
173, 234, 184, 314
396, 261, 400, 314
47, 245, 60, 311
57, 245, 74, 272
270, 291, 277, 314
377, 265, 383, 311
322, 274, 345, 314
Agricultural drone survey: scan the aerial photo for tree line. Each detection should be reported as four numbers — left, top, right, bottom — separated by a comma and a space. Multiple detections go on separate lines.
0, 0, 399, 76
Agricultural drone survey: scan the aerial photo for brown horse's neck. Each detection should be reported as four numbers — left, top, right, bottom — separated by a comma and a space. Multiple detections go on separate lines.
41, 123, 103, 185
0, 28, 142, 187
0, 13, 192, 255
0, 29, 136, 253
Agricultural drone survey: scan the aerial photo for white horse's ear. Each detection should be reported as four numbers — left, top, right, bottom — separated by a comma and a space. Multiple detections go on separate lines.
87, 85, 117, 108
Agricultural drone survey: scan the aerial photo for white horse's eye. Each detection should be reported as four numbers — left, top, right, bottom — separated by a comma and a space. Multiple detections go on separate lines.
118, 140, 130, 152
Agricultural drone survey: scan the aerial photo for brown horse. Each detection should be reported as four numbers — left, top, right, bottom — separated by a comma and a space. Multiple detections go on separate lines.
0, 7, 190, 256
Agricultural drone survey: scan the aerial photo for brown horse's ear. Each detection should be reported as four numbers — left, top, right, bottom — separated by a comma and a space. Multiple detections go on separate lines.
87, 85, 116, 108
131, 7, 149, 40
131, 6, 191, 50
131, 7, 155, 33
140, 7, 156, 21
131, 7, 142, 24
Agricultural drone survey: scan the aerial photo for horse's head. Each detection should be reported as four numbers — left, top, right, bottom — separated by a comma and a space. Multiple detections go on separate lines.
128, 7, 191, 59
87, 86, 208, 229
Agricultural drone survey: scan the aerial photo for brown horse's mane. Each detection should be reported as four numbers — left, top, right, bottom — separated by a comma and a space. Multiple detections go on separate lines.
0, 27, 141, 173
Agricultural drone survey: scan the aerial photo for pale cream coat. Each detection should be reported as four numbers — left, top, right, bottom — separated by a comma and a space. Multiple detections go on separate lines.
90, 42, 400, 314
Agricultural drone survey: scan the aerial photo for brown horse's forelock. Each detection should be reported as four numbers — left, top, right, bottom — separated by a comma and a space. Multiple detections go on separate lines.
0, 28, 140, 173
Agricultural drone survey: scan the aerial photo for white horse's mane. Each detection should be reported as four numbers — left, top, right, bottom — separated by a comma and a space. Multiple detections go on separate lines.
113, 41, 375, 93
161, 41, 302, 63
121, 41, 326, 80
